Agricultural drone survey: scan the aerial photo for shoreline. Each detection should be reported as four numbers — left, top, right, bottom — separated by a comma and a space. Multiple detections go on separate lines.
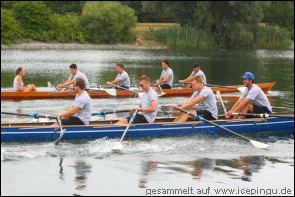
1, 42, 168, 50
1, 41, 293, 50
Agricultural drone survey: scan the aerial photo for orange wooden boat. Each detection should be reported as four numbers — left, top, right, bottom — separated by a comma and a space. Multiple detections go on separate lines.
1, 82, 275, 100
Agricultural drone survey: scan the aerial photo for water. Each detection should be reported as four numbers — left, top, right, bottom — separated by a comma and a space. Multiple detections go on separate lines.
1, 49, 294, 196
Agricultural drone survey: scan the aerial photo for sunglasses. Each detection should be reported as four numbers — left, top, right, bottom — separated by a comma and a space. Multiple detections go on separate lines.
138, 84, 144, 87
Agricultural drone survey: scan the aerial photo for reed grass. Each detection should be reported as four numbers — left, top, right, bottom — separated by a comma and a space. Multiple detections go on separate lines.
254, 25, 292, 49
154, 26, 217, 49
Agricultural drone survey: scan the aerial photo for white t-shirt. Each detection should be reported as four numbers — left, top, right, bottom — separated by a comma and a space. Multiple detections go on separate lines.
69, 70, 90, 89
140, 89, 159, 123
190, 86, 218, 119
191, 69, 207, 85
240, 84, 272, 112
116, 71, 130, 87
160, 67, 174, 87
73, 91, 92, 125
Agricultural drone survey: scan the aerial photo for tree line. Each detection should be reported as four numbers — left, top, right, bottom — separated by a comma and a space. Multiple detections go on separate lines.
1, 1, 294, 49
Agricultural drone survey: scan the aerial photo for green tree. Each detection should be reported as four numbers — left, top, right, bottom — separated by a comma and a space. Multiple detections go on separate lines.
81, 2, 137, 44
1, 8, 22, 44
49, 13, 84, 43
211, 1, 263, 48
44, 1, 86, 15
12, 1, 53, 41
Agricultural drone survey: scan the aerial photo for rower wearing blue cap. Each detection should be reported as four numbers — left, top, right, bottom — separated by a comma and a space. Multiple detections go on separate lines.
225, 71, 272, 119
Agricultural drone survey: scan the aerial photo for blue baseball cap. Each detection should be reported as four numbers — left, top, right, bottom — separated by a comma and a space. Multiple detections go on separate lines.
241, 72, 254, 80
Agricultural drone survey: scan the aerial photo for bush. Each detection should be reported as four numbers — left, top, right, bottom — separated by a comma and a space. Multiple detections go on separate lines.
81, 2, 137, 44
1, 8, 22, 44
214, 22, 254, 49
12, 1, 53, 41
49, 13, 84, 43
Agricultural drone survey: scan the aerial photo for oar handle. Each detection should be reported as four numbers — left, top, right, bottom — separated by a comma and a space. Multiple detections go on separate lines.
1, 112, 57, 119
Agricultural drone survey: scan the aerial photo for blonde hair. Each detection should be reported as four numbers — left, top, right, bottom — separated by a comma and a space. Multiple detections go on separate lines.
192, 76, 203, 84
139, 75, 150, 82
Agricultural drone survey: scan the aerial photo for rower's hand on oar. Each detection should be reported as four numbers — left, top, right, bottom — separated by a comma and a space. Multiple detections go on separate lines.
178, 80, 184, 83
172, 104, 180, 116
106, 82, 114, 88
225, 111, 233, 119
56, 84, 63, 91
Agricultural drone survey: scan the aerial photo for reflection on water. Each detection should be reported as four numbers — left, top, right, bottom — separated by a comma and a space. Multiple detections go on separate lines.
139, 161, 158, 188
70, 160, 92, 196
59, 157, 64, 181
139, 156, 268, 189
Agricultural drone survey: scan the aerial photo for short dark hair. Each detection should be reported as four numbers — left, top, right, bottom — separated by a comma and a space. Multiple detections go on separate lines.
75, 77, 86, 89
116, 63, 125, 70
192, 63, 200, 68
162, 59, 169, 65
69, 64, 77, 69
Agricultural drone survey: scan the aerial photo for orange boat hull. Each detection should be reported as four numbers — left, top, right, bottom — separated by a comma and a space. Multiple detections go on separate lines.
1, 82, 275, 100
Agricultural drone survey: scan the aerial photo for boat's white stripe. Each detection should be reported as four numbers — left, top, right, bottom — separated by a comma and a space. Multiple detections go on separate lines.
1, 120, 293, 135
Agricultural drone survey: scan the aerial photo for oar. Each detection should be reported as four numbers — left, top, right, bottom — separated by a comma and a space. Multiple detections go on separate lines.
206, 84, 246, 92
216, 91, 227, 114
1, 112, 66, 145
58, 86, 116, 96
156, 80, 166, 96
174, 106, 269, 149
109, 84, 144, 98
53, 116, 67, 145
174, 83, 245, 92
112, 109, 139, 151
231, 112, 294, 118
92, 109, 130, 116
86, 87, 116, 97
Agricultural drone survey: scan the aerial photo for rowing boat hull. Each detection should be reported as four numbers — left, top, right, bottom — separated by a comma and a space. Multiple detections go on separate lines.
1, 82, 276, 100
1, 117, 293, 141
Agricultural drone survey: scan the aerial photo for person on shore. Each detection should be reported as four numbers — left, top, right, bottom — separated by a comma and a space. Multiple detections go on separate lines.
225, 72, 272, 119
155, 59, 174, 89
107, 63, 130, 89
178, 63, 207, 88
52, 78, 92, 126
173, 76, 218, 123
13, 67, 38, 92
115, 75, 158, 125
57, 64, 90, 91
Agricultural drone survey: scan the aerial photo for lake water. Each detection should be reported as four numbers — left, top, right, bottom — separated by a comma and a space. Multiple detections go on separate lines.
1, 48, 294, 196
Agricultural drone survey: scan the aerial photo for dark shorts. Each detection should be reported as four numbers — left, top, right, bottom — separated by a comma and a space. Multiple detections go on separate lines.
115, 85, 129, 90
127, 114, 148, 124
61, 116, 85, 125
196, 110, 216, 120
160, 84, 172, 89
253, 105, 272, 114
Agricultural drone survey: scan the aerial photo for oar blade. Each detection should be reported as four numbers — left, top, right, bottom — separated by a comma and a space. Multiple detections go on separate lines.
105, 89, 117, 97
138, 92, 144, 98
250, 140, 269, 149
237, 87, 246, 92
54, 129, 66, 145
111, 142, 123, 151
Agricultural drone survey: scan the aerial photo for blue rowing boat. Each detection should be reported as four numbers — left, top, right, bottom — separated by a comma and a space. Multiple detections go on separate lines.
1, 117, 293, 141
